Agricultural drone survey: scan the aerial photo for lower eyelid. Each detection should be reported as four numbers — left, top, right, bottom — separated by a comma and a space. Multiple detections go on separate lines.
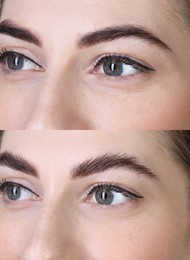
0, 48, 44, 68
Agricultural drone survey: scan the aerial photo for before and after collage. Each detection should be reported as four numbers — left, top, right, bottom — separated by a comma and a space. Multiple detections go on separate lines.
0, 0, 190, 259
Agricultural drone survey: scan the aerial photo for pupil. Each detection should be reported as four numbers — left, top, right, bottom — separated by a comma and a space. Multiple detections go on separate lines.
7, 185, 21, 200
95, 189, 114, 205
7, 55, 24, 70
103, 61, 123, 76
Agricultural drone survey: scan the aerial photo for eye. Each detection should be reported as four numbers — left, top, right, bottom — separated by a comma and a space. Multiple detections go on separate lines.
86, 183, 143, 206
0, 180, 39, 201
93, 55, 154, 77
0, 50, 43, 72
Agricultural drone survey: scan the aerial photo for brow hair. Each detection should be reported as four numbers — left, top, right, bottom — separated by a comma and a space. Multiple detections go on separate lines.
0, 151, 38, 177
0, 20, 42, 46
0, 131, 189, 173
77, 25, 171, 51
72, 153, 158, 180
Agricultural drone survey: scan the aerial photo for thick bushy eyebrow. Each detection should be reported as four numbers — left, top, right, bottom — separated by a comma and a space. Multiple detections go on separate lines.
0, 19, 42, 47
0, 152, 38, 178
77, 25, 172, 51
0, 19, 171, 52
0, 152, 158, 181
72, 153, 158, 180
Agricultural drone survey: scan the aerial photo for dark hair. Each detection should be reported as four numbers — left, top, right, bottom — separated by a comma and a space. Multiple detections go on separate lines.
165, 131, 190, 174
0, 0, 4, 15
0, 130, 190, 169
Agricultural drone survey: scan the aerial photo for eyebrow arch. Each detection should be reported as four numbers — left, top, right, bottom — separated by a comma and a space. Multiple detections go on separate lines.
77, 25, 172, 51
0, 19, 42, 47
0, 152, 39, 178
0, 152, 158, 181
72, 153, 158, 180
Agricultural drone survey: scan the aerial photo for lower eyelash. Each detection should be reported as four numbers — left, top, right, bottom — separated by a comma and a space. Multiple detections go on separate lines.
93, 54, 154, 73
0, 47, 43, 70
86, 182, 143, 199
0, 179, 39, 198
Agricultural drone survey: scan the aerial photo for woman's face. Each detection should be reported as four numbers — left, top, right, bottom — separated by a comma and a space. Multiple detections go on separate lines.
0, 131, 189, 259
0, 0, 190, 129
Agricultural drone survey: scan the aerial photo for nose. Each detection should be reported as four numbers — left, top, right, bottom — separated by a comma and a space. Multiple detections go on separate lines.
22, 206, 82, 260
24, 81, 90, 130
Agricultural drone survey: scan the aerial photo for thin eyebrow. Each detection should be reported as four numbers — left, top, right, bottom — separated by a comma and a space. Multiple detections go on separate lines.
72, 153, 158, 180
0, 152, 39, 178
0, 19, 42, 47
77, 25, 172, 51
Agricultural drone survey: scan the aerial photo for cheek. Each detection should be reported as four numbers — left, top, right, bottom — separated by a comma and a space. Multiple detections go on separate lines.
0, 83, 39, 129
87, 82, 190, 130
82, 214, 187, 260
0, 209, 37, 259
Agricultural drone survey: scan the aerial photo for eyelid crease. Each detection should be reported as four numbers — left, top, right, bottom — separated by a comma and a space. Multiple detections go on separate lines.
0, 49, 43, 69
93, 54, 155, 72
0, 179, 40, 198
86, 183, 144, 199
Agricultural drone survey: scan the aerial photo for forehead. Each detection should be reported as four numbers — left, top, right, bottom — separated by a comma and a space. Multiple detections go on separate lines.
1, 131, 157, 150
1, 131, 188, 192
1, 0, 182, 59
1, 0, 173, 32
0, 131, 164, 169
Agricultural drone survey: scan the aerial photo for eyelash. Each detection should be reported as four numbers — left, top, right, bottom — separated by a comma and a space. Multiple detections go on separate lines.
93, 54, 154, 73
0, 178, 39, 200
0, 179, 143, 209
0, 48, 154, 75
0, 48, 42, 73
85, 182, 143, 208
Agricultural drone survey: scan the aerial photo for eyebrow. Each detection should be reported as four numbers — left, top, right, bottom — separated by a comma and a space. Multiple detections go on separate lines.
0, 19, 42, 47
72, 153, 158, 180
0, 19, 171, 52
77, 25, 172, 51
0, 152, 158, 181
0, 152, 38, 178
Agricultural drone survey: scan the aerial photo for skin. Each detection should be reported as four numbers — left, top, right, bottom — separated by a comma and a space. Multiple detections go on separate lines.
0, 131, 190, 259
0, 0, 190, 129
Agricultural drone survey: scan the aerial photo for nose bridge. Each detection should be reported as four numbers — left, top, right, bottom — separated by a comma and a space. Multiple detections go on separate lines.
22, 203, 73, 260
22, 72, 90, 130
24, 78, 71, 129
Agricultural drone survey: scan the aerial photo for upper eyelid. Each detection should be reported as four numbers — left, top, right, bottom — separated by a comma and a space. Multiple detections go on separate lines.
93, 54, 155, 71
0, 50, 42, 67
0, 47, 45, 68
86, 183, 143, 199
0, 178, 41, 198
0, 181, 38, 196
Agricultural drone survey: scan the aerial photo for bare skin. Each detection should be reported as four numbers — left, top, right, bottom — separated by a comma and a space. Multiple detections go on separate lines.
0, 0, 190, 129
0, 131, 190, 259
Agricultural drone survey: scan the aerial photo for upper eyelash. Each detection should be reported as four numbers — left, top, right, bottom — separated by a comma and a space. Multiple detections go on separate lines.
0, 48, 42, 67
87, 183, 143, 199
0, 179, 39, 197
93, 54, 155, 72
